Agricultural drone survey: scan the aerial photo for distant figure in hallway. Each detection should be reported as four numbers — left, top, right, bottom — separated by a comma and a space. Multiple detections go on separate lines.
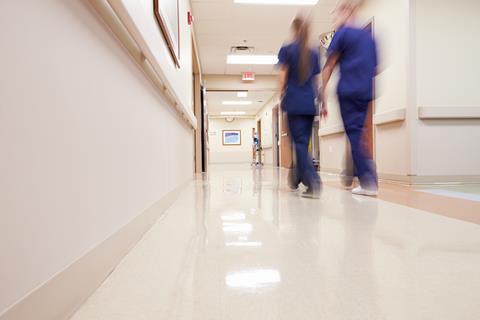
322, 1, 379, 196
278, 15, 324, 199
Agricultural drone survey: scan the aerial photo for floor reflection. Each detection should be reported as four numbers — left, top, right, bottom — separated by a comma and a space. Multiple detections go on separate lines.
225, 269, 281, 289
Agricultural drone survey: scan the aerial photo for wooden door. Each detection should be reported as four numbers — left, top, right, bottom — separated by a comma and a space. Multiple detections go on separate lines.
363, 20, 375, 160
272, 106, 280, 167
280, 112, 293, 168
257, 120, 262, 164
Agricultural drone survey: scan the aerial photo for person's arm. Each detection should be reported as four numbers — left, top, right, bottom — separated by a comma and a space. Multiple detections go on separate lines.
320, 28, 344, 116
320, 53, 339, 117
278, 65, 288, 102
276, 45, 289, 112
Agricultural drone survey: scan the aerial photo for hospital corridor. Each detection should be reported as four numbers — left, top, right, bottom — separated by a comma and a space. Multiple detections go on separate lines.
1, 1, 480, 320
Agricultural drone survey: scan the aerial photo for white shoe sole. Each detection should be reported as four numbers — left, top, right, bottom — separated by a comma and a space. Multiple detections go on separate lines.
352, 188, 378, 197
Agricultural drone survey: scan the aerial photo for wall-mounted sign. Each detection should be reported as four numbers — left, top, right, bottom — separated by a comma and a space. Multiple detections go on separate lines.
242, 72, 255, 81
320, 31, 335, 49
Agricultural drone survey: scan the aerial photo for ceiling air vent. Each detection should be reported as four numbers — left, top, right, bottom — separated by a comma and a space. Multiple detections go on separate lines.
231, 46, 255, 54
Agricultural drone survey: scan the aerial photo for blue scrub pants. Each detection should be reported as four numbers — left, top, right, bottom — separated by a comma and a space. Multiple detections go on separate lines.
339, 96, 378, 189
287, 115, 321, 190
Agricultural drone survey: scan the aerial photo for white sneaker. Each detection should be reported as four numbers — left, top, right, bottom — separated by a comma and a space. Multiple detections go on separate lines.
352, 186, 378, 197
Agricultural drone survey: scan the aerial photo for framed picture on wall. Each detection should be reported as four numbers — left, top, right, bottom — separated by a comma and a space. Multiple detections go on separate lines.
154, 0, 180, 67
222, 130, 242, 146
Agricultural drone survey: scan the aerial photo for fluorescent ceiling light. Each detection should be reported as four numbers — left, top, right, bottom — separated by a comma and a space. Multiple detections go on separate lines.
237, 92, 248, 98
221, 111, 247, 116
234, 0, 319, 5
222, 101, 253, 105
227, 55, 278, 65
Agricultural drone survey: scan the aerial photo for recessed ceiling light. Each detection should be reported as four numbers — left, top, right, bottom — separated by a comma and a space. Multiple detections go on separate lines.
237, 92, 248, 98
222, 101, 253, 105
227, 55, 279, 65
221, 111, 247, 116
234, 0, 319, 5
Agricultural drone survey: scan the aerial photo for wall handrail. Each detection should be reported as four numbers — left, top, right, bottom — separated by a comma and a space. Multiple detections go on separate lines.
418, 106, 480, 120
374, 108, 406, 126
90, 0, 197, 129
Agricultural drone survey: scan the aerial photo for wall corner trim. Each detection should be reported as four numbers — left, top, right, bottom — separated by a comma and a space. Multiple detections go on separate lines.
374, 108, 406, 126
319, 125, 345, 137
418, 106, 480, 119
0, 181, 190, 320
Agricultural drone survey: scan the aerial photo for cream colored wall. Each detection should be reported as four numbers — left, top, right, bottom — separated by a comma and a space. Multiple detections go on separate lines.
414, 0, 480, 177
0, 0, 194, 314
208, 118, 256, 163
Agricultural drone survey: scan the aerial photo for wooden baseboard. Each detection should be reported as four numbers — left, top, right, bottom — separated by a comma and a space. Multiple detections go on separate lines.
0, 181, 189, 320
321, 169, 480, 185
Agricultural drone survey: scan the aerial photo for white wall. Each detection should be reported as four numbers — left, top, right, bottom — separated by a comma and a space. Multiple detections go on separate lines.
414, 0, 480, 177
209, 118, 256, 164
0, 0, 194, 314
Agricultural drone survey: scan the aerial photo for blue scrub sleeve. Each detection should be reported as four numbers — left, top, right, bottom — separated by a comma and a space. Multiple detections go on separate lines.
278, 45, 289, 66
327, 28, 345, 57
313, 51, 321, 75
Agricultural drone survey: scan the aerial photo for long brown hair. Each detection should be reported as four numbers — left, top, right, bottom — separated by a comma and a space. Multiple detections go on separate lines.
292, 16, 311, 85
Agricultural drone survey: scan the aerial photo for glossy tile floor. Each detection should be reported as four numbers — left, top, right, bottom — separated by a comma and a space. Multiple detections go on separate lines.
71, 165, 480, 320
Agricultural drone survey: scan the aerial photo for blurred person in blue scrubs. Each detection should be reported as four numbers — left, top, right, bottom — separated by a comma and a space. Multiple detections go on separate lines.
278, 15, 325, 199
321, 1, 379, 196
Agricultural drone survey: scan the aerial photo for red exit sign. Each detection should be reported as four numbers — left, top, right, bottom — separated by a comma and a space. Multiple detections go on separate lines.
242, 72, 255, 81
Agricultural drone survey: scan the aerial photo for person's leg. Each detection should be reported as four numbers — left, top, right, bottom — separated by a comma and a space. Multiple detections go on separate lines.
287, 115, 307, 188
298, 115, 321, 191
339, 97, 378, 191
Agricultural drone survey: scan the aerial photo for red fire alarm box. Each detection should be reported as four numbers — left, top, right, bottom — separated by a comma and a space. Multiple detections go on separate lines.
188, 12, 193, 25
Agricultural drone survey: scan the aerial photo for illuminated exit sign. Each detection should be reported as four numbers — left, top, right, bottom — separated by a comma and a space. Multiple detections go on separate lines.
242, 72, 255, 81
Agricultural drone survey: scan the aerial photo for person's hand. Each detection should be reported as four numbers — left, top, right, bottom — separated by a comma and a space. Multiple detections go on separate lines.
320, 103, 328, 119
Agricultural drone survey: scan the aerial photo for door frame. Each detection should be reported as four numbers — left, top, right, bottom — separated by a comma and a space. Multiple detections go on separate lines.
192, 36, 206, 173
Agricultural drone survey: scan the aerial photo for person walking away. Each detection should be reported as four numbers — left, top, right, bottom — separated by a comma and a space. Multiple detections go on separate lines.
321, 1, 379, 196
278, 15, 324, 199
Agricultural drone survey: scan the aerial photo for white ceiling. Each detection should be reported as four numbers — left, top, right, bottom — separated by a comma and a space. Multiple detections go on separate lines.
207, 90, 276, 116
192, 0, 339, 75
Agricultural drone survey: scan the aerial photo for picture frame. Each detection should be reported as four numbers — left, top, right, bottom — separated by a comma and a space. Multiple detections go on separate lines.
222, 130, 242, 146
153, 0, 180, 67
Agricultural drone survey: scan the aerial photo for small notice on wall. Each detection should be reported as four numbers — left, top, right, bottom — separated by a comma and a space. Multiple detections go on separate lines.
209, 131, 217, 136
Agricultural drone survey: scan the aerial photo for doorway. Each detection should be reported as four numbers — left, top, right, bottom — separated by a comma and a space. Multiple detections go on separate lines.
364, 20, 375, 160
279, 112, 293, 168
192, 36, 207, 173
272, 106, 280, 167
256, 119, 262, 164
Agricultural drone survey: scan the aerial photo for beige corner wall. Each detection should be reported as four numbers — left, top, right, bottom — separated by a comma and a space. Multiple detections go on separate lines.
0, 0, 194, 315
208, 118, 256, 164
414, 0, 480, 177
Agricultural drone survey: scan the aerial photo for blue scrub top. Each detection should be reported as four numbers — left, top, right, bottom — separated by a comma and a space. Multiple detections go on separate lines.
327, 25, 378, 100
278, 42, 321, 116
